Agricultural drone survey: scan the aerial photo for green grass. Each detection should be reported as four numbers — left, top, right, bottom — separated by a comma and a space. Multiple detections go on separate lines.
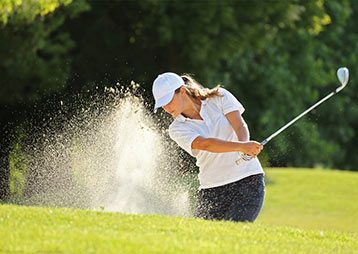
0, 168, 357, 253
0, 204, 357, 254
258, 168, 358, 233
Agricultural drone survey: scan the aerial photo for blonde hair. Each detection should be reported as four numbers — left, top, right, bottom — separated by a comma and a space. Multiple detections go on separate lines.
179, 74, 222, 100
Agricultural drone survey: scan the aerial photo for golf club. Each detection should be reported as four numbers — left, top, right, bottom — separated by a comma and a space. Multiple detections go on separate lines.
237, 67, 350, 164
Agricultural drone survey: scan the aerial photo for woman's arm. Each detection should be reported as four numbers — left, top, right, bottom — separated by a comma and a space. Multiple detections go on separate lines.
191, 136, 262, 156
225, 110, 250, 141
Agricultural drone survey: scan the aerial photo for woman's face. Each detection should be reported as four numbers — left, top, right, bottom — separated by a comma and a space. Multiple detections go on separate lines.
162, 86, 186, 118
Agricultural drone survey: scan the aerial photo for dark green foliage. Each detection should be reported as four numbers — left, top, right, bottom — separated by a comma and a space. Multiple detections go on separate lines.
0, 0, 357, 202
0, 0, 89, 105
66, 0, 357, 170
0, 0, 89, 199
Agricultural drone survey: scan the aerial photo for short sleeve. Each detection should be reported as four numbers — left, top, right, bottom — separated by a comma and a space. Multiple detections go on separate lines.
169, 124, 201, 157
218, 88, 245, 115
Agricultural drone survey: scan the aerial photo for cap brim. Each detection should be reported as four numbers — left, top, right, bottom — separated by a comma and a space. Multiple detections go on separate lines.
153, 91, 175, 113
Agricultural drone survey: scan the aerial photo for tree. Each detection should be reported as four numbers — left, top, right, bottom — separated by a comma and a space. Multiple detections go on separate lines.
62, 0, 358, 169
315, 0, 358, 169
0, 0, 89, 200
211, 0, 357, 169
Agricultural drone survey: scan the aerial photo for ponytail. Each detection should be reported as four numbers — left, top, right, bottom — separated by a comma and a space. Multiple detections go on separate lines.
180, 74, 222, 100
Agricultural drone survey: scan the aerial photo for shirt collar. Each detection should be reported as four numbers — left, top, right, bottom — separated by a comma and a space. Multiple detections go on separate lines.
175, 114, 186, 122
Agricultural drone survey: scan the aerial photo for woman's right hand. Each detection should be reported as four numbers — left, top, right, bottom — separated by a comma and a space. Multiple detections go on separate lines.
240, 141, 263, 157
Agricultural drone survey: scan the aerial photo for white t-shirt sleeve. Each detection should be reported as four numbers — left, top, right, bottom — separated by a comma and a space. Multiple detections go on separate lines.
169, 124, 201, 157
218, 88, 245, 115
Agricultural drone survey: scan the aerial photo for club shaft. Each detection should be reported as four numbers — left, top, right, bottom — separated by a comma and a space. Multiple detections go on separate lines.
261, 88, 341, 146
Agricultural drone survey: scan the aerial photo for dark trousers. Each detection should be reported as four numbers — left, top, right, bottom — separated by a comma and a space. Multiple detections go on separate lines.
195, 174, 265, 222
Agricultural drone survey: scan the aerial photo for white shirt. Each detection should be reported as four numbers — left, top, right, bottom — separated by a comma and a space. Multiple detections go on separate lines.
169, 88, 264, 189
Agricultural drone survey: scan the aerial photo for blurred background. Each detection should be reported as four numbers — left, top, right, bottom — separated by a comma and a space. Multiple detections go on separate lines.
0, 0, 357, 203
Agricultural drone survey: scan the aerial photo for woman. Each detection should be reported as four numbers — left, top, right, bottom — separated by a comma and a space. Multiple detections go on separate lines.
152, 72, 265, 222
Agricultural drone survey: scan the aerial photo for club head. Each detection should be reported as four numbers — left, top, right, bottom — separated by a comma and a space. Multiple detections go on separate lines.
337, 67, 349, 87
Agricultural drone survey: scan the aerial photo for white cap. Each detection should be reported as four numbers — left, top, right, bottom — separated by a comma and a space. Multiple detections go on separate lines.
152, 72, 184, 113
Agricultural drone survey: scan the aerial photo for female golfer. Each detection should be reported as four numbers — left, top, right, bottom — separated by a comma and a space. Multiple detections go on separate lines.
152, 72, 265, 222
